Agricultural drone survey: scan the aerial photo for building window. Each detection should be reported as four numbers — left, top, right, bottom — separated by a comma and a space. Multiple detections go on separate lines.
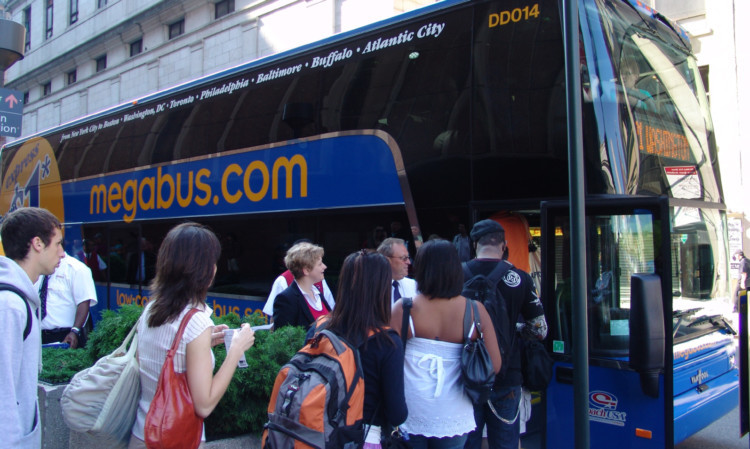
95, 55, 107, 72
215, 0, 234, 19
45, 0, 54, 39
97, 0, 107, 8
42, 82, 52, 97
168, 19, 184, 40
23, 7, 31, 52
654, 0, 705, 19
67, 69, 77, 85
23, 92, 30, 105
69, 0, 78, 24
130, 39, 143, 57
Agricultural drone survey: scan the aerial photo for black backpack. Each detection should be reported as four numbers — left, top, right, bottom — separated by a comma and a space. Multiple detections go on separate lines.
461, 262, 513, 380
0, 283, 33, 340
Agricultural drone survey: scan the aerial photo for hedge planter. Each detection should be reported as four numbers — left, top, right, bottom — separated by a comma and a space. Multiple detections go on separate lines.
38, 382, 70, 449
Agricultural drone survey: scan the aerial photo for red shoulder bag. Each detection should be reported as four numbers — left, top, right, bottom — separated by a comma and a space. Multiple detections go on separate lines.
144, 308, 203, 449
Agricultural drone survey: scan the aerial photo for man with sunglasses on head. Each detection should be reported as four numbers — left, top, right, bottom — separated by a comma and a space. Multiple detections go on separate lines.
378, 237, 417, 305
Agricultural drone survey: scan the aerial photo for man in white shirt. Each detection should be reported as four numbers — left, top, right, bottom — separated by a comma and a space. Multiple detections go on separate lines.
377, 237, 417, 305
36, 253, 98, 348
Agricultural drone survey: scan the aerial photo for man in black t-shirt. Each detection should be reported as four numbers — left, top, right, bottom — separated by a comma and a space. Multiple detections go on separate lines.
463, 219, 547, 449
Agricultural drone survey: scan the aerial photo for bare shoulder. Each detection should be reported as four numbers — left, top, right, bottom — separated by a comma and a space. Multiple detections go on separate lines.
390, 299, 404, 335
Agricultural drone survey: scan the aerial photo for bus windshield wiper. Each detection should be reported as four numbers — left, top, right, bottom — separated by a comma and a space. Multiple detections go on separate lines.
653, 12, 690, 51
673, 308, 702, 336
687, 314, 737, 335
673, 308, 701, 319
673, 307, 701, 317
622, 1, 690, 51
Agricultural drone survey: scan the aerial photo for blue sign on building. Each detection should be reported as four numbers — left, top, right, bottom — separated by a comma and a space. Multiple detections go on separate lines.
0, 88, 24, 138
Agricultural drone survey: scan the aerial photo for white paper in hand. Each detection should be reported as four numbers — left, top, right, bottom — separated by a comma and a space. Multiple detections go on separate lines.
224, 329, 248, 368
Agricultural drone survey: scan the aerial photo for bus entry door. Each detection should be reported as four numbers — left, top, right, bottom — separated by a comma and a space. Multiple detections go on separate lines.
541, 199, 670, 449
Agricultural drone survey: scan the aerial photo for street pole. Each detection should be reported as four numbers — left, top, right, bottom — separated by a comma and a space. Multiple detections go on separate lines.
0, 17, 26, 86
562, 0, 590, 448
0, 16, 26, 147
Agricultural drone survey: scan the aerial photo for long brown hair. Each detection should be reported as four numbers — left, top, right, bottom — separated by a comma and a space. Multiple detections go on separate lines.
147, 222, 221, 327
326, 250, 393, 347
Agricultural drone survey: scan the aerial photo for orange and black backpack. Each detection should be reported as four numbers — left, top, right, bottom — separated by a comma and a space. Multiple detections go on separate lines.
262, 321, 365, 449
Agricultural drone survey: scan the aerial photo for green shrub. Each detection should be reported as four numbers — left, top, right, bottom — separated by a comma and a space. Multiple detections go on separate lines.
41, 303, 143, 384
40, 347, 93, 384
41, 306, 306, 439
86, 304, 143, 361
205, 312, 306, 439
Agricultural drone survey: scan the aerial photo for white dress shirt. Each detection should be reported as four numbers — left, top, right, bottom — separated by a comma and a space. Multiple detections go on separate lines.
391, 276, 418, 305
35, 253, 98, 330
262, 275, 335, 317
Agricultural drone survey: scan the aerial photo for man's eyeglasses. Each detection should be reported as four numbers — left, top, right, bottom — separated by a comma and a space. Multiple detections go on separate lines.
389, 255, 410, 262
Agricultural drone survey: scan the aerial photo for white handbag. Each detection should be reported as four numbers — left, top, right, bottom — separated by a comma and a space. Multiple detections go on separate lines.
61, 319, 141, 445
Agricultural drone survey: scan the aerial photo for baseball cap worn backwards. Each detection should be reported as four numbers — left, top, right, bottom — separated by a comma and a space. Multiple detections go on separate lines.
470, 219, 505, 242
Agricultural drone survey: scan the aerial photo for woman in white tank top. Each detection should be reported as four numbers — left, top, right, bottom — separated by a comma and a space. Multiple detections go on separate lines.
390, 240, 501, 449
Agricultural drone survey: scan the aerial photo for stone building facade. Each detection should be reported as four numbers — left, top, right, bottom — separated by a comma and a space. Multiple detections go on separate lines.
2, 0, 433, 135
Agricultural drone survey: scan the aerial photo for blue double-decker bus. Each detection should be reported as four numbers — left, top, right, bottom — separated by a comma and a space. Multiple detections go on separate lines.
1, 0, 738, 447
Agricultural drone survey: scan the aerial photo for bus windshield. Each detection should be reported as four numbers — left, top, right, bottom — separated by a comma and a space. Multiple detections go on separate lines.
671, 207, 734, 343
585, 0, 720, 200
580, 0, 734, 344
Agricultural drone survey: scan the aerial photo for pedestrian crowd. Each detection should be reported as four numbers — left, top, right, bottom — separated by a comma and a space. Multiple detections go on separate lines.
1, 207, 547, 449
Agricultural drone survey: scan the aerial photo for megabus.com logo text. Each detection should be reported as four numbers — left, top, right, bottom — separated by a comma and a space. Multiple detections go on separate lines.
90, 154, 307, 223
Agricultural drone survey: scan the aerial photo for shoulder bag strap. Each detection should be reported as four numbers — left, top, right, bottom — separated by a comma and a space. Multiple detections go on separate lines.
115, 315, 141, 354
167, 308, 200, 356
463, 299, 484, 342
471, 299, 482, 337
400, 297, 413, 349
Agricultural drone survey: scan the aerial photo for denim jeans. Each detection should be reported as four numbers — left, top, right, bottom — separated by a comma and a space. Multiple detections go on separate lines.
408, 433, 468, 449
464, 385, 522, 449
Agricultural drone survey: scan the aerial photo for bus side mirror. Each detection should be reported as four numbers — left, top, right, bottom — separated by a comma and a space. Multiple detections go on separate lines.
629, 273, 665, 398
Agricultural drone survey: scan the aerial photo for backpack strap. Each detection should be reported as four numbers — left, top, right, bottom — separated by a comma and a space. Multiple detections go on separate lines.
485, 261, 512, 287
319, 329, 364, 425
400, 297, 413, 349
305, 314, 333, 341
0, 283, 32, 341
461, 262, 473, 281
485, 261, 517, 351
462, 261, 511, 286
